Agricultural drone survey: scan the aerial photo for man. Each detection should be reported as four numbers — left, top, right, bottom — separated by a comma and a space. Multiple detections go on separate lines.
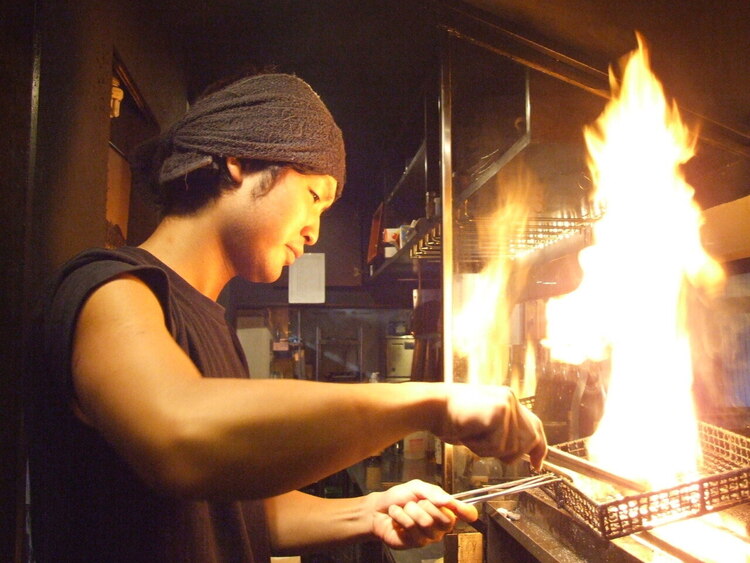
26, 73, 546, 561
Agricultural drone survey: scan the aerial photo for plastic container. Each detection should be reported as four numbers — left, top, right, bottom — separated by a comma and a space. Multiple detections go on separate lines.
403, 431, 427, 459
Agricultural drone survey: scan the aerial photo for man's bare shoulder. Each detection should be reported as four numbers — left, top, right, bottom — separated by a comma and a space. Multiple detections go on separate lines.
82, 273, 165, 325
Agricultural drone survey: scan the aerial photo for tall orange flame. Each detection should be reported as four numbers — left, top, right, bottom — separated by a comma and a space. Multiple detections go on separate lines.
543, 36, 724, 488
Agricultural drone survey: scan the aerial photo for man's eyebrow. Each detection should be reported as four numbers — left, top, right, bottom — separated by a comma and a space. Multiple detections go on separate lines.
322, 183, 337, 205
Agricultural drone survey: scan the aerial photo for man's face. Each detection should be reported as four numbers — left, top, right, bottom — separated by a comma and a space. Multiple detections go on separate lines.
218, 168, 337, 282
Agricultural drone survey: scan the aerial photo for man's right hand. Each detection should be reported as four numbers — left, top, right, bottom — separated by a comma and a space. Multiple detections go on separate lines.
435, 384, 547, 470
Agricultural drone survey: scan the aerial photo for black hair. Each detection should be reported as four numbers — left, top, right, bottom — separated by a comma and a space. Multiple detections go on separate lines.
153, 159, 289, 218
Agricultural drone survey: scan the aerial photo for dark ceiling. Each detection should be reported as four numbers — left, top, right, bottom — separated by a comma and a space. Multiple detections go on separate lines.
159, 0, 750, 216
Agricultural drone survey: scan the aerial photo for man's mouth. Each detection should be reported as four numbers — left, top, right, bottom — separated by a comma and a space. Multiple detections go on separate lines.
286, 245, 302, 262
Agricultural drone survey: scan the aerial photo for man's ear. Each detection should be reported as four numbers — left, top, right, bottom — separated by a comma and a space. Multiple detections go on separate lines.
225, 157, 243, 184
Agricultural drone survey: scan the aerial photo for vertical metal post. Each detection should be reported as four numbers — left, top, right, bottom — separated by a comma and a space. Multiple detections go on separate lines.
440, 32, 456, 494
20, 3, 42, 558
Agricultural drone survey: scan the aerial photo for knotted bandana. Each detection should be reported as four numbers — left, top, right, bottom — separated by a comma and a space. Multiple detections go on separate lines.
134, 73, 346, 192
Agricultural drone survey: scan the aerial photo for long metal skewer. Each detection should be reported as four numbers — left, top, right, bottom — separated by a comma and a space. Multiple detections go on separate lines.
452, 445, 649, 506
453, 474, 553, 500
452, 474, 562, 505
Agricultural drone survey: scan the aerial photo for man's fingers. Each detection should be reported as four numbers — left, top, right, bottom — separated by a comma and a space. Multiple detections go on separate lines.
388, 502, 451, 543
445, 500, 479, 523
388, 503, 416, 528
528, 433, 548, 471
398, 480, 478, 525
416, 500, 453, 525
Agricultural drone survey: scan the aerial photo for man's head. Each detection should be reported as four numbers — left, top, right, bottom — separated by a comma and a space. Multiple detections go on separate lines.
132, 73, 346, 217
215, 161, 337, 282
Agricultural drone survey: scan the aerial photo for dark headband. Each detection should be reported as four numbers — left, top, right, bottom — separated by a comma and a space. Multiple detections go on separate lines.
138, 73, 346, 191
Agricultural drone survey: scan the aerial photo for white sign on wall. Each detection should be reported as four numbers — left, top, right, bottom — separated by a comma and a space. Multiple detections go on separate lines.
288, 253, 325, 304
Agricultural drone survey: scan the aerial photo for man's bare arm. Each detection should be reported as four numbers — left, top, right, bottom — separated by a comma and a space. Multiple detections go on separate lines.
72, 274, 545, 500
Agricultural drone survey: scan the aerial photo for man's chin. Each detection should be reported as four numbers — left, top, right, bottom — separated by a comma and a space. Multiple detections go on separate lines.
242, 267, 284, 284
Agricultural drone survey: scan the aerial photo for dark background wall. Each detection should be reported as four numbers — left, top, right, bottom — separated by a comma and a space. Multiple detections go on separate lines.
1, 1, 36, 558
1, 0, 187, 558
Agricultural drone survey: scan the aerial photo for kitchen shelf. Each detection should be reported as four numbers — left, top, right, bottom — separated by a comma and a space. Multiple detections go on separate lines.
384, 141, 426, 209
367, 102, 441, 284
371, 210, 598, 286
409, 220, 441, 261
368, 216, 442, 283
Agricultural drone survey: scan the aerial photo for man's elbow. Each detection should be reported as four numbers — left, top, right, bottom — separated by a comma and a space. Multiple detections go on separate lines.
128, 420, 266, 501
121, 418, 221, 499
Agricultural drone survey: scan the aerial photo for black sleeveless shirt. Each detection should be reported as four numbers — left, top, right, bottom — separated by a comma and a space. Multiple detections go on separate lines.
26, 247, 271, 562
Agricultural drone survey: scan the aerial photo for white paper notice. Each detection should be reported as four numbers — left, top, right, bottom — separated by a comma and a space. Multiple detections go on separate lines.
288, 253, 325, 303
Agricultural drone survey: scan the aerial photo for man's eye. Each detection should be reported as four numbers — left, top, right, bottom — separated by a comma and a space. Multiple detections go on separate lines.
310, 190, 320, 203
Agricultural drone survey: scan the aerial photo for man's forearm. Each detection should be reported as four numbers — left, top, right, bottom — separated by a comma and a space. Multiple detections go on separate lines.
264, 490, 377, 555
166, 379, 445, 499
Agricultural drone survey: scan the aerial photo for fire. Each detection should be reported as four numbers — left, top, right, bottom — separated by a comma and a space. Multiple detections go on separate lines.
453, 243, 515, 387
646, 513, 750, 563
521, 337, 537, 398
454, 165, 538, 389
543, 36, 725, 488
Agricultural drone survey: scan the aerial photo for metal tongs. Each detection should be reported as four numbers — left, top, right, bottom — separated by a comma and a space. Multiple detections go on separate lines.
452, 447, 649, 505
452, 473, 562, 505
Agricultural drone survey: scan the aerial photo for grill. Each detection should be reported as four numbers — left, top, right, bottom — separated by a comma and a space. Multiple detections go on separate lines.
407, 214, 599, 268
539, 421, 750, 539
455, 215, 596, 262
428, 6, 750, 561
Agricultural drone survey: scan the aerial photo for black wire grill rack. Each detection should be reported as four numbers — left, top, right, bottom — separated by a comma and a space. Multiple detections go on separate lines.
540, 421, 750, 540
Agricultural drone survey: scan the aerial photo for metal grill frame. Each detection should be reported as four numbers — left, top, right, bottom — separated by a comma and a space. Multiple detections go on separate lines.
454, 215, 597, 265
540, 422, 750, 540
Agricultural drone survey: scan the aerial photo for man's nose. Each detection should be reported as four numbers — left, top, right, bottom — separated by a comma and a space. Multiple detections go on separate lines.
302, 216, 320, 246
